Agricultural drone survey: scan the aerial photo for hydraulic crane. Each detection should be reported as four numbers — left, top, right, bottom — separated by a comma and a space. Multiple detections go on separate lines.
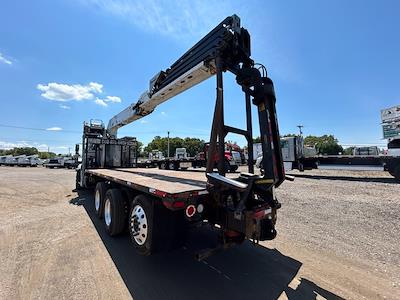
105, 14, 284, 185
77, 15, 285, 256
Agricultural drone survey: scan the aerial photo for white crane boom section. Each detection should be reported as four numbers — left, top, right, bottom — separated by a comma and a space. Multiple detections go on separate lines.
107, 61, 215, 137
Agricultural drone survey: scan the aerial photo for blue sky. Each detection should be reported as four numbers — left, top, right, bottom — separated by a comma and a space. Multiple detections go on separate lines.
0, 0, 399, 153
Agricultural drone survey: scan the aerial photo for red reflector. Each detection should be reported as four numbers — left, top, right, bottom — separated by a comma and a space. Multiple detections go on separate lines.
173, 201, 185, 208
162, 201, 173, 209
254, 207, 272, 219
185, 205, 196, 217
162, 201, 185, 209
152, 189, 168, 198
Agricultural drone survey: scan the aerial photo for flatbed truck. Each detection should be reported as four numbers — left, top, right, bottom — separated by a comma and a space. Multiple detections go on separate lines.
156, 144, 240, 172
76, 15, 285, 258
272, 135, 400, 181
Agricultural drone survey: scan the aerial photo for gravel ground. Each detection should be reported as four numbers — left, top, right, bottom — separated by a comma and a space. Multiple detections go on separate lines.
0, 166, 399, 299
277, 169, 400, 280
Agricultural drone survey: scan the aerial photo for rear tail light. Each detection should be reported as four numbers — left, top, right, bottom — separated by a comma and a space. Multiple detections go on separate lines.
185, 205, 196, 218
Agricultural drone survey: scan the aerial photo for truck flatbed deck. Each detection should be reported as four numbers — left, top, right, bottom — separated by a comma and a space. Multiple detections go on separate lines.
87, 168, 237, 196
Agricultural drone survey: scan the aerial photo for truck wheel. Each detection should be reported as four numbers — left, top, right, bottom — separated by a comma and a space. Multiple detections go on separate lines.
75, 171, 82, 190
94, 182, 108, 218
160, 162, 167, 170
394, 165, 400, 182
225, 160, 231, 172
129, 195, 153, 255
230, 165, 238, 172
129, 195, 184, 255
104, 189, 127, 236
168, 162, 175, 170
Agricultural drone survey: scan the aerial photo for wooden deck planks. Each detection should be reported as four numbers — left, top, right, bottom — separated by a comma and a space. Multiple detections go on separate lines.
87, 168, 209, 194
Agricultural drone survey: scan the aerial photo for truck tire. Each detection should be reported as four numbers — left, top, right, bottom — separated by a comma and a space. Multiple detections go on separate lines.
394, 165, 400, 182
168, 162, 175, 170
75, 171, 82, 190
94, 182, 108, 218
159, 162, 167, 170
128, 194, 184, 255
230, 165, 238, 172
104, 189, 127, 236
224, 160, 231, 172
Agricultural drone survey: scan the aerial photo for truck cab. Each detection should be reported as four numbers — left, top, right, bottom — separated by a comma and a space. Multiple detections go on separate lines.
174, 148, 188, 160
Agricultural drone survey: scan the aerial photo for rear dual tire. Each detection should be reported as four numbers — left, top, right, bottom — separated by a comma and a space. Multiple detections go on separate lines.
94, 182, 108, 218
93, 182, 184, 254
128, 195, 185, 255
104, 189, 127, 236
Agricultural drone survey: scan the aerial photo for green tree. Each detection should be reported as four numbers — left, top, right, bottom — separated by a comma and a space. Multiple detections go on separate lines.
38, 152, 57, 159
304, 135, 343, 155
0, 147, 39, 156
343, 147, 355, 155
253, 136, 261, 143
182, 137, 204, 156
144, 136, 205, 157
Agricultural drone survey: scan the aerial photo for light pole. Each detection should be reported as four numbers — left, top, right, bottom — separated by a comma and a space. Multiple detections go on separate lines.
167, 131, 170, 158
297, 125, 303, 136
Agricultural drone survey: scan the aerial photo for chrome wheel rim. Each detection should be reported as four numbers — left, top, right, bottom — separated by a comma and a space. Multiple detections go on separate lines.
130, 205, 148, 245
104, 198, 111, 226
95, 190, 100, 212
169, 162, 175, 170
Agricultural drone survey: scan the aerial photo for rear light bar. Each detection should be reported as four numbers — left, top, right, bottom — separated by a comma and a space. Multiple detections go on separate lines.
253, 207, 272, 219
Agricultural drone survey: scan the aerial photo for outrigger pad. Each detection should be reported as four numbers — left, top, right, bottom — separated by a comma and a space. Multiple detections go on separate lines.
206, 173, 248, 192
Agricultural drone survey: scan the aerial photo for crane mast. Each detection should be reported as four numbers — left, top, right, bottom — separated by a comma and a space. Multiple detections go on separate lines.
107, 15, 249, 137
78, 15, 286, 254
106, 14, 284, 187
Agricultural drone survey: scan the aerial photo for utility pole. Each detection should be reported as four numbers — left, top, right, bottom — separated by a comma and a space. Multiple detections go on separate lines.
297, 125, 304, 136
167, 131, 170, 158
296, 125, 304, 169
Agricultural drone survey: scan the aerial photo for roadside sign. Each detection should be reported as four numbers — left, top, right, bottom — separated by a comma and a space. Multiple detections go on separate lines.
382, 121, 400, 139
381, 105, 400, 122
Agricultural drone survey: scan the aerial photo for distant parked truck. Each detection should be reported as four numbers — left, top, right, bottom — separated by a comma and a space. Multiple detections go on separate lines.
64, 157, 80, 169
353, 146, 379, 156
174, 148, 188, 159
4, 156, 15, 166
257, 130, 400, 181
159, 144, 240, 172
17, 155, 40, 167
45, 157, 65, 168
0, 155, 12, 166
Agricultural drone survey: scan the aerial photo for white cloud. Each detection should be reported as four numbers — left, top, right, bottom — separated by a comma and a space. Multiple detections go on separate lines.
46, 127, 63, 131
105, 95, 121, 103
79, 0, 234, 40
37, 82, 103, 102
0, 140, 48, 151
0, 52, 12, 65
161, 111, 167, 116
89, 82, 103, 93
140, 119, 148, 124
37, 81, 121, 108
95, 98, 108, 107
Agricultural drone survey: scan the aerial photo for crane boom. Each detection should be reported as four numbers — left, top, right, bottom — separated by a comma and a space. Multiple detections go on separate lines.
107, 61, 215, 136
104, 14, 284, 188
107, 15, 250, 137
78, 15, 286, 256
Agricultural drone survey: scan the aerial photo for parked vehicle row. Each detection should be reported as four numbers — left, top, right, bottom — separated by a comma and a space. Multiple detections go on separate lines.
0, 155, 41, 167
